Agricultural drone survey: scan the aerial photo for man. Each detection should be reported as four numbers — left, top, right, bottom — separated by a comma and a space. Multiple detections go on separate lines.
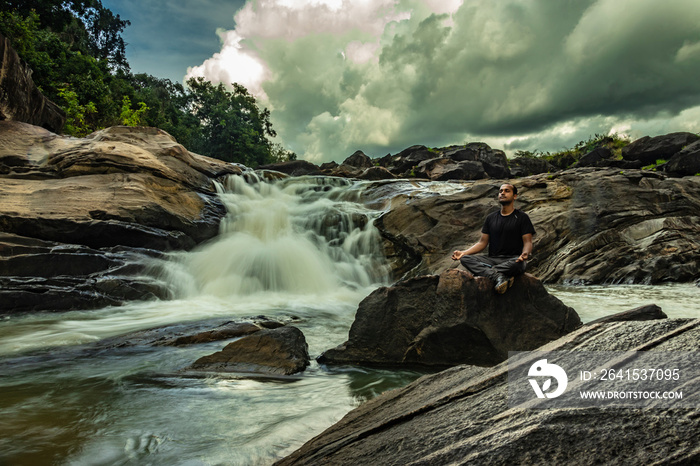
451, 183, 535, 294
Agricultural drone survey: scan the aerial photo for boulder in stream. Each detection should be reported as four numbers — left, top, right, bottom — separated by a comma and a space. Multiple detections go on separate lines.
188, 326, 310, 376
318, 269, 581, 368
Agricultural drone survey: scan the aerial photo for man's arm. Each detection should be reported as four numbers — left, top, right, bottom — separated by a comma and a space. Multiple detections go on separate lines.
516, 233, 533, 262
451, 233, 489, 260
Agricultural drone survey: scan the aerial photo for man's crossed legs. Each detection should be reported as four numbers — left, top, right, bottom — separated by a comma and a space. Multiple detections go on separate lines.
459, 255, 526, 294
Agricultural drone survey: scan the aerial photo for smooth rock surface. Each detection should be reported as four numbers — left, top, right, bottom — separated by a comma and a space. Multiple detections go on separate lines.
189, 326, 310, 376
318, 269, 581, 368
279, 318, 700, 465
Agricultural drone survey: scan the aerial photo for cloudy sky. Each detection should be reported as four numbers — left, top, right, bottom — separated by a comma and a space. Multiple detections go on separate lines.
103, 0, 700, 163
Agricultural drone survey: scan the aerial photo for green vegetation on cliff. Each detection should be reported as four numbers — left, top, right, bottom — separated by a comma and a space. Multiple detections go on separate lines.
0, 0, 292, 166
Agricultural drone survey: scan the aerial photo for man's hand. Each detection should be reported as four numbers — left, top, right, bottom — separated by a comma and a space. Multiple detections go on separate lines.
516, 251, 529, 262
452, 250, 465, 261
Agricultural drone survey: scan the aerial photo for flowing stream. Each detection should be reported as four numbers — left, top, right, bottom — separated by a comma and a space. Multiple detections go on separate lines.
0, 175, 698, 465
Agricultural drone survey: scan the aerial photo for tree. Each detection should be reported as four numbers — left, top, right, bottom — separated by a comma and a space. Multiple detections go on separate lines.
185, 77, 276, 167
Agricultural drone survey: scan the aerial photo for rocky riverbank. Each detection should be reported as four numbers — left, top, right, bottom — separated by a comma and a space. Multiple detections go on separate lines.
278, 317, 700, 465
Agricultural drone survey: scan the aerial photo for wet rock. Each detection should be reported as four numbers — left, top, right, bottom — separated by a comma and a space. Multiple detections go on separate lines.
0, 232, 169, 313
90, 318, 289, 349
587, 304, 667, 324
189, 326, 310, 376
0, 33, 65, 132
279, 319, 700, 465
318, 269, 580, 368
622, 132, 700, 165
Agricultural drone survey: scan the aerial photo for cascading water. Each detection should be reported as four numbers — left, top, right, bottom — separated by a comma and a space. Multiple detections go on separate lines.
156, 173, 389, 300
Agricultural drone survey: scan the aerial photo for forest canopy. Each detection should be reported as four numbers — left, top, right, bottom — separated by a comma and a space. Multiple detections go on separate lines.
0, 0, 294, 166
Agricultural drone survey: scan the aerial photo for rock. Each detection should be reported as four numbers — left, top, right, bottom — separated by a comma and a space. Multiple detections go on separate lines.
622, 132, 700, 165
318, 269, 581, 368
279, 319, 700, 465
356, 166, 396, 180
319, 161, 339, 171
0, 33, 65, 132
342, 150, 373, 169
509, 156, 555, 177
375, 168, 700, 284
92, 317, 288, 349
664, 140, 700, 177
573, 147, 613, 167
414, 158, 484, 181
386, 145, 436, 176
586, 304, 667, 324
189, 326, 310, 376
0, 232, 170, 313
0, 122, 237, 250
0, 122, 242, 312
256, 160, 322, 176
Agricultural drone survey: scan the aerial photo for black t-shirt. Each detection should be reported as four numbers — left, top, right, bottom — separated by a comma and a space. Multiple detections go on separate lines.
482, 209, 536, 257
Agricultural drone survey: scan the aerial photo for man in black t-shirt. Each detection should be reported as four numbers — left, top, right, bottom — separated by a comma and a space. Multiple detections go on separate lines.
451, 183, 535, 294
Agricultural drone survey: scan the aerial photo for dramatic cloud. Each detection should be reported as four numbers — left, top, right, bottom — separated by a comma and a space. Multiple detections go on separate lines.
188, 0, 700, 162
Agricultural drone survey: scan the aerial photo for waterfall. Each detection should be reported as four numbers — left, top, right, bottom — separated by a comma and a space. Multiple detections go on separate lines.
158, 174, 390, 299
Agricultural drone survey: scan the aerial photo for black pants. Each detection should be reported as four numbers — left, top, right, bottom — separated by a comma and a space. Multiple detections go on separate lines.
459, 255, 526, 280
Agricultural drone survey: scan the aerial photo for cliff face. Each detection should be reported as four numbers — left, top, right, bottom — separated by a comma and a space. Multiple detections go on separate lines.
0, 33, 66, 132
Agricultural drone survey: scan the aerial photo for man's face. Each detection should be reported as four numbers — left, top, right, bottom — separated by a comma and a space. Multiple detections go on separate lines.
498, 184, 517, 205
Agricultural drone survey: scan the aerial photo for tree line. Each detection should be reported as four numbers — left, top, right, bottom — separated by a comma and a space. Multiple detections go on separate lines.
0, 0, 295, 166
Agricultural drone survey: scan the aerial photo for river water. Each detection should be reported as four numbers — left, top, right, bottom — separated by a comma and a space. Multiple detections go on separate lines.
0, 175, 697, 465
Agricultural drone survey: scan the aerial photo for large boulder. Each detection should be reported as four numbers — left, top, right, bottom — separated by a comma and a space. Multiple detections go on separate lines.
0, 122, 241, 313
188, 326, 310, 376
278, 318, 700, 465
0, 33, 65, 132
508, 156, 555, 177
318, 269, 581, 368
342, 150, 373, 169
372, 168, 700, 284
622, 132, 700, 165
664, 140, 700, 177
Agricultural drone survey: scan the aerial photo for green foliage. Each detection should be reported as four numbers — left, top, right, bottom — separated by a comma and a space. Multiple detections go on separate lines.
270, 143, 297, 163
513, 149, 550, 159
185, 77, 277, 167
119, 96, 149, 126
642, 159, 668, 171
57, 86, 98, 136
524, 133, 632, 169
0, 3, 288, 166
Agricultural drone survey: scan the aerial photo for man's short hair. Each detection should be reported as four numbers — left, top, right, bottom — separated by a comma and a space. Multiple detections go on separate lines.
500, 183, 518, 195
